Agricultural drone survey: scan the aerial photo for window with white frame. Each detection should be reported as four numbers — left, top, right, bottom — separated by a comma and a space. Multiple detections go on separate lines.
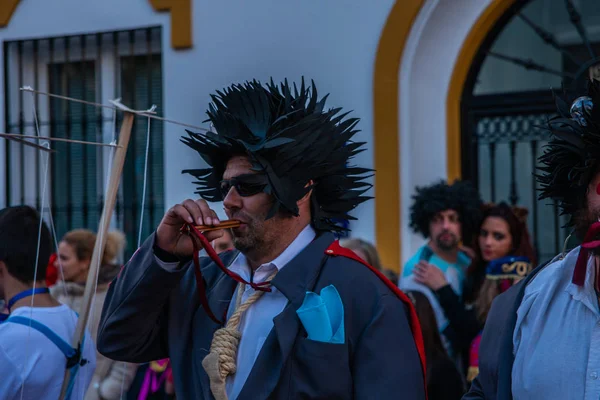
2, 27, 164, 259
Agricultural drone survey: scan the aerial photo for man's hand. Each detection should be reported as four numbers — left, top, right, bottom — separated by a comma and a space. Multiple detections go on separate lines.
413, 261, 448, 290
156, 199, 224, 258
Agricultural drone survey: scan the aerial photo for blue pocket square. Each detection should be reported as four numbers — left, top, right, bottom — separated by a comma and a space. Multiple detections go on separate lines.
296, 285, 345, 344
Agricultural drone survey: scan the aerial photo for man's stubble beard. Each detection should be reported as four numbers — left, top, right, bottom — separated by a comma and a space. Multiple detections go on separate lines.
435, 232, 459, 252
232, 218, 264, 254
231, 207, 273, 255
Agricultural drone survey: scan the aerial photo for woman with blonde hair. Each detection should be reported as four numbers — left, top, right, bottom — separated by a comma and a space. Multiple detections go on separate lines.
51, 229, 138, 400
339, 238, 382, 269
339, 237, 399, 282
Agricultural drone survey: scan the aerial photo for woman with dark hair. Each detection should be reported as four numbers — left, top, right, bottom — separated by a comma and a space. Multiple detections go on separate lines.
463, 202, 537, 305
465, 203, 536, 382
413, 202, 536, 377
405, 290, 465, 400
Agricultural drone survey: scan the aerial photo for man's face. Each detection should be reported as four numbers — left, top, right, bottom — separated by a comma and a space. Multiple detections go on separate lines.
429, 209, 462, 252
222, 156, 289, 254
212, 230, 234, 253
575, 171, 600, 242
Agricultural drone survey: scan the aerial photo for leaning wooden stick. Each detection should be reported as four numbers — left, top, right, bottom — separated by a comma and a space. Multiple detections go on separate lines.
0, 133, 121, 147
0, 134, 55, 152
58, 112, 135, 399
194, 220, 241, 232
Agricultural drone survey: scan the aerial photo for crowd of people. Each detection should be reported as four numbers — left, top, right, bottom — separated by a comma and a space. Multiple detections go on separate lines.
0, 75, 599, 399
0, 210, 182, 399
391, 180, 537, 399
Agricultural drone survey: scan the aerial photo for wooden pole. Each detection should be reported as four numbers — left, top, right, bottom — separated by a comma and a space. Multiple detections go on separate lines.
59, 112, 135, 399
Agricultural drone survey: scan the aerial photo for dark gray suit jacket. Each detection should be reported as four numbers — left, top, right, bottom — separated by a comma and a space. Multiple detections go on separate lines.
97, 232, 425, 399
462, 258, 554, 400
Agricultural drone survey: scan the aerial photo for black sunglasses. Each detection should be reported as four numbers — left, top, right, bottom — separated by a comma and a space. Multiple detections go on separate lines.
219, 174, 268, 198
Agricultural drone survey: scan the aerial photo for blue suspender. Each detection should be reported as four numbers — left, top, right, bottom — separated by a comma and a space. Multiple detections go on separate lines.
5, 316, 88, 400
0, 287, 51, 320
7, 288, 50, 311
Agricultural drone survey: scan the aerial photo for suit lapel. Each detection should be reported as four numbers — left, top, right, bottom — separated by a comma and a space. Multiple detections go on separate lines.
237, 232, 335, 399
195, 254, 240, 400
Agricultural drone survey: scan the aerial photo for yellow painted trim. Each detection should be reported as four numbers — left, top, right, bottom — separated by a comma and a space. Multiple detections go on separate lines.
149, 0, 192, 49
373, 0, 424, 273
446, 0, 519, 181
0, 0, 20, 27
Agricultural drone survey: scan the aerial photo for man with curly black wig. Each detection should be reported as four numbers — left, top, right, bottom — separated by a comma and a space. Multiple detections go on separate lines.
98, 78, 426, 399
401, 180, 482, 296
399, 180, 482, 357
464, 77, 600, 399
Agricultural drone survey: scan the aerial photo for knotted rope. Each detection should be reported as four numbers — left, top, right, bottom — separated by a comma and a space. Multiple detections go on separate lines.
202, 269, 278, 400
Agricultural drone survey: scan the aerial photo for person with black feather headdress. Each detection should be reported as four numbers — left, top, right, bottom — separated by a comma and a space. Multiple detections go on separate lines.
97, 78, 427, 399
464, 77, 600, 399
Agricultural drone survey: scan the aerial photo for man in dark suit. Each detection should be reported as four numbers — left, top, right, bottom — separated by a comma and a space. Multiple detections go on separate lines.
463, 78, 600, 399
97, 78, 426, 399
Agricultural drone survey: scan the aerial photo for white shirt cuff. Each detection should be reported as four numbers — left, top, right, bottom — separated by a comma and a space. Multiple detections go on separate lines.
153, 254, 181, 272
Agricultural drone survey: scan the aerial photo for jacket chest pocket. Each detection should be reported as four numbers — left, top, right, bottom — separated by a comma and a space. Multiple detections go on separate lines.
288, 337, 352, 399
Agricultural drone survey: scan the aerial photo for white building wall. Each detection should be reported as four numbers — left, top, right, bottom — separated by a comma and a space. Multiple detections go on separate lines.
399, 0, 494, 263
0, 0, 400, 245
6, 0, 590, 264
400, 0, 600, 265
0, 0, 169, 228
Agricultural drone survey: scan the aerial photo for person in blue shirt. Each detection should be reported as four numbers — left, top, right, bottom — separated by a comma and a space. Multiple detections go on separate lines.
399, 179, 482, 354
0, 205, 96, 400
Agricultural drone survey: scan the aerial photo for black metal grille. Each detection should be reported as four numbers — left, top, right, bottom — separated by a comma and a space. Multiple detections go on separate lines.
3, 26, 164, 260
460, 0, 600, 266
474, 114, 554, 144
462, 90, 578, 264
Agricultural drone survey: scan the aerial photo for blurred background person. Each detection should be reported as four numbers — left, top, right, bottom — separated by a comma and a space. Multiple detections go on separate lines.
131, 359, 175, 400
405, 290, 465, 400
467, 203, 535, 382
399, 179, 482, 356
51, 228, 139, 400
413, 202, 536, 377
211, 229, 234, 254
340, 237, 398, 282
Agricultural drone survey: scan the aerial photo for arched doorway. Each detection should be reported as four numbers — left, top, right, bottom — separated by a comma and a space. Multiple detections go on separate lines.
375, 0, 514, 268
460, 0, 600, 263
376, 0, 599, 269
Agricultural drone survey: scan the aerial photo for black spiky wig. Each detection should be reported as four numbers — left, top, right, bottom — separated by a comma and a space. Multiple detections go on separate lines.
409, 180, 483, 242
536, 78, 600, 227
180, 78, 373, 233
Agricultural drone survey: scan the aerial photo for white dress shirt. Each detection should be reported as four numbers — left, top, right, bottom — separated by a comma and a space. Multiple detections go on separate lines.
512, 247, 600, 400
155, 224, 316, 400
0, 305, 96, 400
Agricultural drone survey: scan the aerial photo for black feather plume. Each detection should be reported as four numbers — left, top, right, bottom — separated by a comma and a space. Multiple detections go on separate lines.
181, 78, 372, 233
409, 180, 483, 243
536, 79, 600, 227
